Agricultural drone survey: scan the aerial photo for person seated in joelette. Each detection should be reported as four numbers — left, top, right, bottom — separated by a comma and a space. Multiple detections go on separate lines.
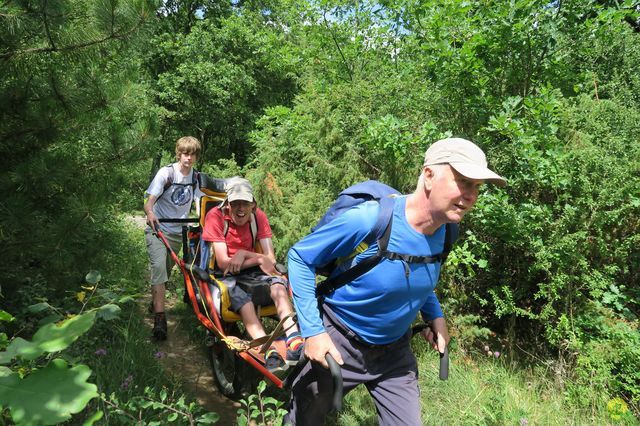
202, 177, 303, 373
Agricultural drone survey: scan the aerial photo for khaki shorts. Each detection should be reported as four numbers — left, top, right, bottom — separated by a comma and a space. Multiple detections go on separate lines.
145, 227, 182, 285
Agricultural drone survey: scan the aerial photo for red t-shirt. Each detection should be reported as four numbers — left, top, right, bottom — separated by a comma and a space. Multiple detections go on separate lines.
202, 206, 272, 257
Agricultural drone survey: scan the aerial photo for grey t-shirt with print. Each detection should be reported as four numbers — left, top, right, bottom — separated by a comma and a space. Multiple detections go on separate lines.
145, 163, 202, 234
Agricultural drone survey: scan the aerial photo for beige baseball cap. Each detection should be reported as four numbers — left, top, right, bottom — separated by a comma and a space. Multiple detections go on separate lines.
423, 138, 507, 186
225, 177, 254, 203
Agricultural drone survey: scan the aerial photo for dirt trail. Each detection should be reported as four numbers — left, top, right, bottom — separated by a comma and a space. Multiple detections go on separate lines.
126, 215, 239, 423
141, 297, 240, 423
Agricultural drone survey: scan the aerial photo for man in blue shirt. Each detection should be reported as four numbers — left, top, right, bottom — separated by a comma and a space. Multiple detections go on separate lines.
285, 138, 506, 425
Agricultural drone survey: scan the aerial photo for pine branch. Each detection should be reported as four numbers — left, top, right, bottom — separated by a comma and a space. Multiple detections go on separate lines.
42, 0, 57, 51
0, 15, 147, 60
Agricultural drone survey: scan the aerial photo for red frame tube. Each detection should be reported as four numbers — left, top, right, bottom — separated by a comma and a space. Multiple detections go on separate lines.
155, 230, 284, 388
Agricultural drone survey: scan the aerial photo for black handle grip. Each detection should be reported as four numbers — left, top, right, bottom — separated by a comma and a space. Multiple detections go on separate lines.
439, 347, 449, 381
411, 323, 449, 381
325, 353, 343, 412
282, 354, 344, 413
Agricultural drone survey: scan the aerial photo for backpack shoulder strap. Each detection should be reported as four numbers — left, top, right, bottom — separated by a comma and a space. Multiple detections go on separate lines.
250, 212, 258, 248
442, 223, 459, 264
364, 195, 396, 247
316, 197, 396, 297
192, 169, 199, 188
222, 212, 258, 244
316, 201, 459, 297
157, 165, 175, 200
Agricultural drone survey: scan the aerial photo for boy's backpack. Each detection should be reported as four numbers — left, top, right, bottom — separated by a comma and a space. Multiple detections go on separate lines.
158, 165, 201, 200
313, 180, 459, 297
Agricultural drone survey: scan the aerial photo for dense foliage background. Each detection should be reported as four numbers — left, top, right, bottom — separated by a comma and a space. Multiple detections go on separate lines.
1, 0, 638, 423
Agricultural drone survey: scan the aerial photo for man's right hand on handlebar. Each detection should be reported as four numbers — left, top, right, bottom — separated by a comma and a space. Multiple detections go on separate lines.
304, 332, 344, 369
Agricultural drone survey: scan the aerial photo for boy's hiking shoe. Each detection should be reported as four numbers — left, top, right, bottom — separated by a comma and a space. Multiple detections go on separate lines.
285, 343, 304, 366
265, 347, 287, 375
285, 335, 304, 366
153, 312, 167, 341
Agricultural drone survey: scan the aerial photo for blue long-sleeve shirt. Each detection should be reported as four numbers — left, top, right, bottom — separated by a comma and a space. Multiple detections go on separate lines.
288, 196, 445, 345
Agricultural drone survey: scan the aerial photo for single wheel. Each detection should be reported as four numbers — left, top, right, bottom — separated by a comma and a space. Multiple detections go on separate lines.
209, 324, 242, 398
209, 339, 242, 398
208, 325, 260, 399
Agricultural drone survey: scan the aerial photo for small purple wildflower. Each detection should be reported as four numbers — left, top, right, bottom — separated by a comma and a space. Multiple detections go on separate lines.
519, 418, 529, 426
94, 348, 107, 356
494, 351, 501, 358
121, 374, 133, 390
154, 351, 166, 359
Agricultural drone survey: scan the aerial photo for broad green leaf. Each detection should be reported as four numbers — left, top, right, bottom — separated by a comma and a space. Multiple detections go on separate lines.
95, 304, 121, 321
0, 359, 98, 425
85, 270, 102, 284
82, 410, 104, 426
27, 303, 51, 313
196, 411, 220, 424
118, 295, 135, 304
262, 396, 280, 405
0, 310, 14, 322
0, 311, 96, 364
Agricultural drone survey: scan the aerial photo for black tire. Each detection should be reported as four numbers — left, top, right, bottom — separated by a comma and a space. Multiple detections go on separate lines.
208, 325, 259, 399
209, 323, 242, 398
209, 339, 242, 398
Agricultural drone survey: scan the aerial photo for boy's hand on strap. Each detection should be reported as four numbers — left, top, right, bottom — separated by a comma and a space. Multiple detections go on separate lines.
304, 332, 343, 369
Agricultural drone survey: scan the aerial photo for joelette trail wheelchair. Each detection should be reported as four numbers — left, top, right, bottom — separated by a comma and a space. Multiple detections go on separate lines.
152, 174, 342, 400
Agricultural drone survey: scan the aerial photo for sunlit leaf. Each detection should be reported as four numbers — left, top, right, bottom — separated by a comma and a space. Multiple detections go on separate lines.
0, 311, 96, 364
0, 310, 14, 323
77, 291, 86, 303
0, 359, 98, 425
82, 410, 104, 426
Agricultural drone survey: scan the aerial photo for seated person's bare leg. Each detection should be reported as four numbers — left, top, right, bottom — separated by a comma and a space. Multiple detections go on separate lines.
270, 283, 297, 331
270, 283, 304, 363
238, 301, 267, 340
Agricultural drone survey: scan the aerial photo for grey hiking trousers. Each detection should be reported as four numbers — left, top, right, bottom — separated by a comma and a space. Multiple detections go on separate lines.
284, 306, 421, 425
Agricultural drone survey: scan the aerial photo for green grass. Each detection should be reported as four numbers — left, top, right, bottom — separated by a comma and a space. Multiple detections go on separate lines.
59, 216, 218, 424
332, 339, 638, 426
